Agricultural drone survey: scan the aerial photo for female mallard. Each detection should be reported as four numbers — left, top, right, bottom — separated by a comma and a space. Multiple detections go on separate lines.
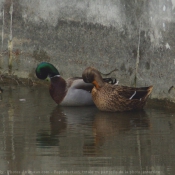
35, 62, 116, 106
82, 67, 153, 112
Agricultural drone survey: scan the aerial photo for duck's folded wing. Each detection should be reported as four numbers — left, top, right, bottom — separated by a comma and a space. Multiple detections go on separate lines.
67, 78, 93, 92
116, 86, 153, 100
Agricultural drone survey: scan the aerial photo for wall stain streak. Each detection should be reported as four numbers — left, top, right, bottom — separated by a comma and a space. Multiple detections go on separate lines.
8, 0, 13, 73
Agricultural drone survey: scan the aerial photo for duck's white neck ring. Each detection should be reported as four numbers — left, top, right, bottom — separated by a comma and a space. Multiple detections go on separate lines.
50, 75, 61, 79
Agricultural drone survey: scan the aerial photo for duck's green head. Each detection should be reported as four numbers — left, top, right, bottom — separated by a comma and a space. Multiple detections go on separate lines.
35, 62, 60, 80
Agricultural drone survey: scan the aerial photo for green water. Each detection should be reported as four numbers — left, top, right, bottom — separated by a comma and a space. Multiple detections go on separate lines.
0, 86, 174, 175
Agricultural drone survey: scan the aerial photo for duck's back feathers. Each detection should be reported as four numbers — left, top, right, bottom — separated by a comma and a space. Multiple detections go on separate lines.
60, 77, 94, 106
66, 77, 93, 92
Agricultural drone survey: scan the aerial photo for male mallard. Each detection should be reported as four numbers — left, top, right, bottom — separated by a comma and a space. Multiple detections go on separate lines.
82, 67, 153, 112
35, 62, 116, 106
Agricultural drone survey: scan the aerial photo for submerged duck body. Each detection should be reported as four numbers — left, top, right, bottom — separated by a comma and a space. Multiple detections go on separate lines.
82, 67, 153, 112
36, 62, 116, 106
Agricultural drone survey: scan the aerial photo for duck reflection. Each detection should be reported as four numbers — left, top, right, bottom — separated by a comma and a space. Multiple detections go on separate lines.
36, 106, 67, 147
36, 106, 150, 155
83, 110, 150, 156
36, 106, 98, 147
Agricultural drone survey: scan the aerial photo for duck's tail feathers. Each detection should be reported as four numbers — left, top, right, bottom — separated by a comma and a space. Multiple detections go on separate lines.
147, 85, 153, 95
129, 85, 153, 100
144, 85, 153, 99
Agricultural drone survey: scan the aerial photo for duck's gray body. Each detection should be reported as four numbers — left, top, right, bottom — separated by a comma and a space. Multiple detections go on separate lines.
60, 78, 94, 106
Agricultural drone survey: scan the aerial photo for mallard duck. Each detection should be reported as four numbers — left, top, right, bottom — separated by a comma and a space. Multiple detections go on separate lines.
82, 67, 153, 112
35, 62, 116, 106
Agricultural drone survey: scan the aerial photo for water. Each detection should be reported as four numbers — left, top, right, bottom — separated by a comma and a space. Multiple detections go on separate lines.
0, 86, 175, 175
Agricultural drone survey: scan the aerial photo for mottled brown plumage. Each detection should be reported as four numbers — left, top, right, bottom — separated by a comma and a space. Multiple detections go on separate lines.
82, 67, 153, 112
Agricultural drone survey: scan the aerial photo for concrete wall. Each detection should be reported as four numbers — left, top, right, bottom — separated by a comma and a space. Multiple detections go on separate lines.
0, 0, 175, 101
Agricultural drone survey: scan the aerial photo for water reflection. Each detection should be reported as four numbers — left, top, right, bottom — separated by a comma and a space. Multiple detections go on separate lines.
84, 110, 150, 156
0, 86, 175, 174
37, 107, 67, 147
36, 106, 97, 148
37, 106, 150, 158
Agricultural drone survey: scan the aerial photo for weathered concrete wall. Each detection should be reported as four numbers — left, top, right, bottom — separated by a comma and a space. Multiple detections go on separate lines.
0, 0, 175, 101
